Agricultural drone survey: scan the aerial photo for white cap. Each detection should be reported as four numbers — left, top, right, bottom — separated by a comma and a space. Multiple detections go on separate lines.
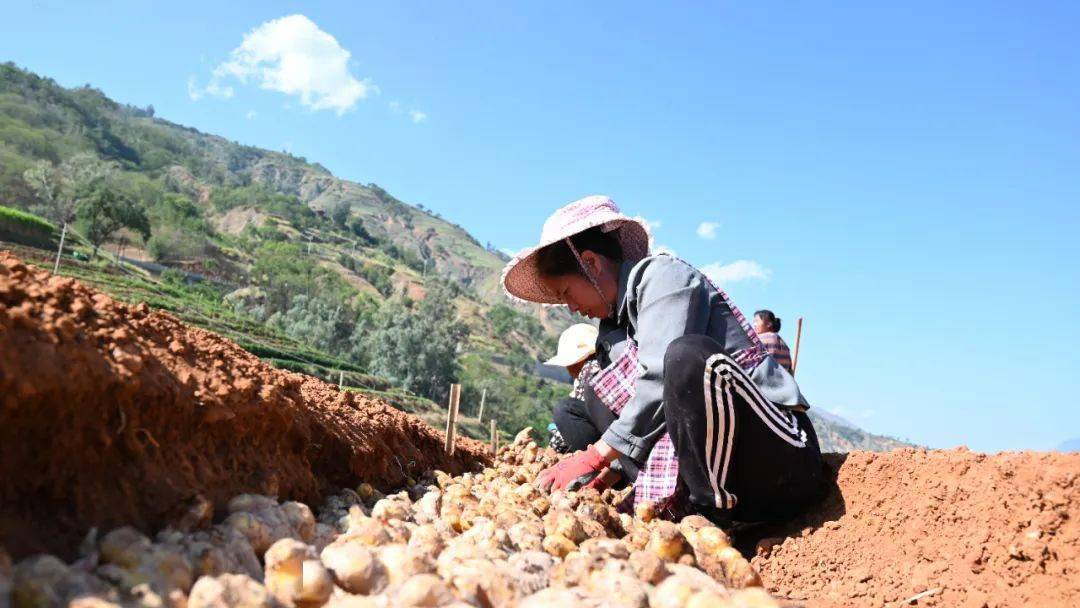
544, 323, 599, 367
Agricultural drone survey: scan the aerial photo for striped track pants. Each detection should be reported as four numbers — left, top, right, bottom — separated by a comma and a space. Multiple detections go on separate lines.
665, 335, 824, 521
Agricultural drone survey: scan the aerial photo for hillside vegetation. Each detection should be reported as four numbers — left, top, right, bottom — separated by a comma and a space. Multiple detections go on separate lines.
0, 62, 568, 438
0, 62, 906, 452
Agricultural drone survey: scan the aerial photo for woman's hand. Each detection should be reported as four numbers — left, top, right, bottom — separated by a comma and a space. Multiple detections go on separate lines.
535, 444, 607, 491
535, 441, 621, 492
579, 466, 622, 491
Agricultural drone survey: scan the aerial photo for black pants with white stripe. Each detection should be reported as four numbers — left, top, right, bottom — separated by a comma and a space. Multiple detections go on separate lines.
665, 335, 825, 522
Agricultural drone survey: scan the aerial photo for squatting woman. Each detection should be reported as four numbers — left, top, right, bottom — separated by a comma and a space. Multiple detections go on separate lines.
501, 196, 824, 523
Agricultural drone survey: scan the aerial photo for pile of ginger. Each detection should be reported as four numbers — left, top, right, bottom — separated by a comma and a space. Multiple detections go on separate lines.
1, 429, 780, 607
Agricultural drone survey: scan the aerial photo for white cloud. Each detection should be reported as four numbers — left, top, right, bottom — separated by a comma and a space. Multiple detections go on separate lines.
696, 221, 720, 239
245, 110, 257, 119
187, 76, 233, 101
186, 77, 201, 100
700, 260, 772, 285
195, 14, 373, 114
409, 110, 428, 124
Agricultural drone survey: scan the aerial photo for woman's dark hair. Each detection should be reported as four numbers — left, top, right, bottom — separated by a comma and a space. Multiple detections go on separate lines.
754, 310, 781, 332
535, 226, 624, 277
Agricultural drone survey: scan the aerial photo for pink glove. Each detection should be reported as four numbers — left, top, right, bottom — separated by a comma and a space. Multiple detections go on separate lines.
536, 444, 608, 491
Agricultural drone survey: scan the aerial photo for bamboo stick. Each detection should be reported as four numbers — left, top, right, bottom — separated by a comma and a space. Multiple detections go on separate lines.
792, 317, 804, 376
53, 222, 67, 274
445, 383, 461, 455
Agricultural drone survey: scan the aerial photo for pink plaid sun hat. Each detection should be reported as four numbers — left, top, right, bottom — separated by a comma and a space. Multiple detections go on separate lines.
501, 195, 650, 304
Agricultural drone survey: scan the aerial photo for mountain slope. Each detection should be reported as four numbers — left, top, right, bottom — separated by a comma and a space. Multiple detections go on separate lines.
0, 62, 906, 452
0, 61, 572, 437
807, 408, 913, 453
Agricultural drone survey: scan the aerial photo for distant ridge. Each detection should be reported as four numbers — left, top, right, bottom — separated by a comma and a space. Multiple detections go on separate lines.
807, 407, 913, 453
1056, 437, 1080, 452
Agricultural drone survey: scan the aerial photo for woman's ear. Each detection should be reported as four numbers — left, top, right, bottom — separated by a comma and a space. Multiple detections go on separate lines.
581, 250, 604, 276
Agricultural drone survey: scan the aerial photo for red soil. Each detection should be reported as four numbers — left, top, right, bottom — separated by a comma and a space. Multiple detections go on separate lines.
752, 449, 1080, 607
0, 252, 487, 560
3, 250, 1078, 607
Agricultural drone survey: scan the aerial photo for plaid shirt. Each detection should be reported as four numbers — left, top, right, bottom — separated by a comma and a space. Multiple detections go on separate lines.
569, 359, 602, 400
588, 259, 768, 516
589, 342, 639, 414
589, 342, 682, 512
757, 331, 793, 374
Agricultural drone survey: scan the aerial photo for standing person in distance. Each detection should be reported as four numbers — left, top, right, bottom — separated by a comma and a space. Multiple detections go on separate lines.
753, 310, 793, 374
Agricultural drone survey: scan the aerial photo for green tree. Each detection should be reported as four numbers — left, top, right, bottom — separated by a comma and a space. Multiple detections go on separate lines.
267, 295, 355, 356
22, 153, 113, 270
358, 262, 394, 297
487, 304, 519, 336
349, 218, 374, 244
362, 282, 470, 402
24, 153, 113, 223
76, 186, 150, 259
251, 242, 351, 314
330, 200, 351, 228
145, 193, 215, 262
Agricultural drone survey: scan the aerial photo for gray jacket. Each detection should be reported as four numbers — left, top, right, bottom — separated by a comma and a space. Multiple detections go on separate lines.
599, 254, 808, 463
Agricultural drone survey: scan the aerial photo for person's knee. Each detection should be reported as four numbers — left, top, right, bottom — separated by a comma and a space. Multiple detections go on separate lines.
552, 398, 584, 428
552, 397, 601, 451
664, 334, 723, 385
662, 335, 725, 413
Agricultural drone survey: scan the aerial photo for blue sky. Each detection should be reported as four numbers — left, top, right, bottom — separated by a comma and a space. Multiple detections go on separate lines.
3, 1, 1078, 451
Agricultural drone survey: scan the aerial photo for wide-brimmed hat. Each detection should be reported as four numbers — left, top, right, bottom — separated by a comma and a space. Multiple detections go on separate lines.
544, 323, 599, 367
501, 195, 650, 304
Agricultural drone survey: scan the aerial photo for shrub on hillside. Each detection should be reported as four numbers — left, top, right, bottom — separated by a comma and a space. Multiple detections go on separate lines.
330, 200, 351, 228
486, 304, 557, 353
251, 241, 352, 315
358, 262, 394, 297
267, 294, 357, 357
349, 218, 375, 244
147, 227, 213, 262
360, 282, 469, 403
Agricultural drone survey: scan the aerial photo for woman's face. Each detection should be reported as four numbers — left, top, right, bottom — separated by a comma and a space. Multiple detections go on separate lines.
541, 272, 610, 318
539, 251, 619, 319
566, 359, 586, 380
753, 314, 770, 334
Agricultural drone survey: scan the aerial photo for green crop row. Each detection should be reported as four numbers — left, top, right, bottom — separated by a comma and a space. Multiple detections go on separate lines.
0, 205, 55, 235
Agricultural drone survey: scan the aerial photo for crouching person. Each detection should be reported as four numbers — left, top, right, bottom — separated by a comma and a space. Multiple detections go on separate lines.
547, 323, 638, 487
545, 323, 600, 453
502, 195, 824, 524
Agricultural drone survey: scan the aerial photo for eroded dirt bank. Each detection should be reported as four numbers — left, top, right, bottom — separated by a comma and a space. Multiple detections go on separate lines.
752, 449, 1079, 607
0, 252, 488, 560
2, 250, 1078, 607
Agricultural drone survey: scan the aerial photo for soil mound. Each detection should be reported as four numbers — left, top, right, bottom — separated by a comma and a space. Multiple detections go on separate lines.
752, 448, 1080, 607
0, 252, 487, 560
